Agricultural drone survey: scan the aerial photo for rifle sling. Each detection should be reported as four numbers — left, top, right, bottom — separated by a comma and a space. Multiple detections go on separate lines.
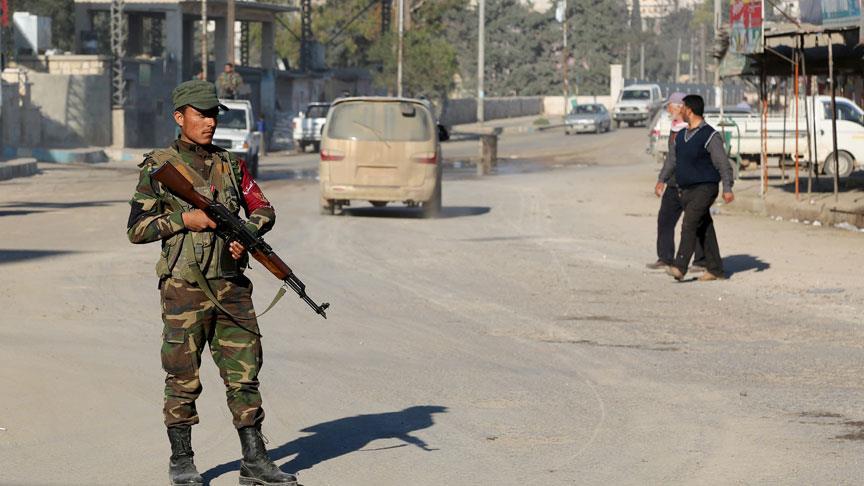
181, 236, 287, 335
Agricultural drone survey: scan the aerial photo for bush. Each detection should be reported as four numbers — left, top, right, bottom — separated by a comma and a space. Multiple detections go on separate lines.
533, 117, 550, 126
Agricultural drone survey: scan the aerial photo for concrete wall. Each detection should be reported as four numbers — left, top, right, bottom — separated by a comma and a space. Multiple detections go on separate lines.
28, 72, 112, 147
14, 55, 110, 75
439, 97, 544, 126
543, 96, 616, 116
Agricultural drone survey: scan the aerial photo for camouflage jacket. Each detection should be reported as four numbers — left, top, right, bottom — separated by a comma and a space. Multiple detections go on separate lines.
217, 71, 243, 97
127, 139, 275, 278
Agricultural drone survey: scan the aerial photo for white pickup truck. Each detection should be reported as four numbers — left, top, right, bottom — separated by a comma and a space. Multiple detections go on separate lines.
212, 99, 262, 177
292, 102, 330, 153
649, 96, 864, 177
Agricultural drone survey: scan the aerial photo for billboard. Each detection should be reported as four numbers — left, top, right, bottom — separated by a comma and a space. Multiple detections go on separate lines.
800, 0, 862, 28
730, 0, 764, 54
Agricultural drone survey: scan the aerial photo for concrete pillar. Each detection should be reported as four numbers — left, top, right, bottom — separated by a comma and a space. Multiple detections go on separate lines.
128, 14, 145, 56
113, 107, 127, 148
73, 6, 93, 53
227, 0, 237, 64
609, 64, 623, 103
261, 22, 275, 70
214, 17, 228, 74
164, 6, 184, 86
182, 19, 195, 81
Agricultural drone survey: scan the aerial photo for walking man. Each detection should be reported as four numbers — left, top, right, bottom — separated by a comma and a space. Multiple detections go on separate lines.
648, 92, 706, 272
127, 80, 296, 486
664, 94, 735, 281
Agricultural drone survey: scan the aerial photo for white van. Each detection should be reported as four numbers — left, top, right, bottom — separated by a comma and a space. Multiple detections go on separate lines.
212, 99, 262, 176
648, 96, 864, 177
613, 84, 663, 128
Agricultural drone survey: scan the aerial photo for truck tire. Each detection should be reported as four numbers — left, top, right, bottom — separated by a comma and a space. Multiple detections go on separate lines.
370, 201, 388, 208
294, 141, 305, 154
824, 151, 854, 178
615, 120, 621, 129
312, 142, 321, 153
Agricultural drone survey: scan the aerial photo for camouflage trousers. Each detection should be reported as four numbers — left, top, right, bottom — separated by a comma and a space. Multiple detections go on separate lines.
160, 276, 265, 429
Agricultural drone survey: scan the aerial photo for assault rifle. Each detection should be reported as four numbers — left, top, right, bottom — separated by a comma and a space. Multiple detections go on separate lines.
151, 163, 330, 319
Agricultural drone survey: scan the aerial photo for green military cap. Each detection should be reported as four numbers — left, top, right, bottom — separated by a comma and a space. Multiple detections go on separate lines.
172, 80, 229, 111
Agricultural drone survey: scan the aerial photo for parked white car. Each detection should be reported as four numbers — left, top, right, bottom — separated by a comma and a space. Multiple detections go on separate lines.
292, 102, 330, 153
648, 96, 864, 177
613, 84, 663, 128
212, 99, 262, 177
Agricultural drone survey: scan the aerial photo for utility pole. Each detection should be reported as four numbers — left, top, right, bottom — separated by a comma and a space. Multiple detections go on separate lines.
713, 0, 722, 107
639, 42, 645, 79
397, 0, 404, 96
699, 22, 706, 85
477, 0, 485, 123
227, 0, 236, 64
200, 0, 207, 79
688, 35, 694, 81
675, 37, 681, 81
111, 0, 127, 107
562, 0, 569, 114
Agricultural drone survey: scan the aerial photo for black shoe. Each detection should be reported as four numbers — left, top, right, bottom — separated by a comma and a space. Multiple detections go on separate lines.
167, 426, 203, 486
238, 426, 297, 486
646, 260, 671, 270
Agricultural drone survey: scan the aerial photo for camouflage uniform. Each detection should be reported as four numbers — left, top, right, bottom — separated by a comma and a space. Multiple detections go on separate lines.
216, 71, 243, 99
128, 138, 275, 429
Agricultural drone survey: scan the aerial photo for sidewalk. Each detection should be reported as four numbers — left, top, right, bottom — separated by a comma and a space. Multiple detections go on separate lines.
0, 158, 38, 181
723, 166, 864, 231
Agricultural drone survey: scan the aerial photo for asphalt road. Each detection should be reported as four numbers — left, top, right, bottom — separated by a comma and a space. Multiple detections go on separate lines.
1, 126, 863, 485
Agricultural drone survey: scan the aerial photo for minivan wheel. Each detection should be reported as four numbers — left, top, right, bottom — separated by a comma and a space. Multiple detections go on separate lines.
422, 171, 443, 218
320, 199, 336, 215
371, 201, 388, 208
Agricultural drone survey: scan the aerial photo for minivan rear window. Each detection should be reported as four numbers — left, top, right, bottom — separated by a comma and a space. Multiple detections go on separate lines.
327, 102, 432, 142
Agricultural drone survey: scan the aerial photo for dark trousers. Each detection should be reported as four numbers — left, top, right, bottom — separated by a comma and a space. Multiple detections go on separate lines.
657, 185, 705, 265
674, 183, 723, 275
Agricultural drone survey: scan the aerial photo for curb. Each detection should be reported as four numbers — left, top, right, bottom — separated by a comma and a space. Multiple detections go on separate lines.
0, 158, 39, 181
3, 147, 108, 164
723, 191, 864, 229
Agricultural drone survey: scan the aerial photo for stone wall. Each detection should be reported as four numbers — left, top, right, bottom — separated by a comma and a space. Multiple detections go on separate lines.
26, 72, 112, 147
14, 55, 111, 75
439, 97, 544, 126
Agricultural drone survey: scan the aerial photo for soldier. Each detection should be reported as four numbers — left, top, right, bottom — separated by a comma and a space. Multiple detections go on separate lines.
217, 62, 244, 99
127, 80, 296, 486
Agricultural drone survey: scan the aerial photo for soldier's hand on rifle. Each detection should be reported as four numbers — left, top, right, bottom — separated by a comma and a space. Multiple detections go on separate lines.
229, 241, 246, 260
182, 209, 217, 231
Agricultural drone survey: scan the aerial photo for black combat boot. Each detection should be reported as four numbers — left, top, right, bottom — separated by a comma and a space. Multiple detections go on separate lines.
238, 426, 297, 486
167, 426, 204, 486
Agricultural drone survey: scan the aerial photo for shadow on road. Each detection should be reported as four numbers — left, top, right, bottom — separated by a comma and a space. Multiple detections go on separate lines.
0, 200, 126, 218
341, 206, 490, 219
201, 405, 448, 484
723, 254, 770, 276
0, 249, 79, 265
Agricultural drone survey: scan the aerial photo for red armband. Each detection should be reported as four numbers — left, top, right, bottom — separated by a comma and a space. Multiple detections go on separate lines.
237, 157, 272, 213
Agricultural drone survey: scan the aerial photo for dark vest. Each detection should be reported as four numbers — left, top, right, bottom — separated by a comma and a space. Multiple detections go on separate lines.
674, 125, 721, 188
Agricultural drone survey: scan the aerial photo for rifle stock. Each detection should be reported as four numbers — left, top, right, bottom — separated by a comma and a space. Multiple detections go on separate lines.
151, 162, 329, 318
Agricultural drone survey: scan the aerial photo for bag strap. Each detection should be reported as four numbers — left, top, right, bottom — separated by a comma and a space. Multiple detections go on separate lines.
178, 202, 287, 335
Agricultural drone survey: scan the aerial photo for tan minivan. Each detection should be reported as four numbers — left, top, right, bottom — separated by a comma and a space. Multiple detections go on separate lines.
319, 97, 449, 217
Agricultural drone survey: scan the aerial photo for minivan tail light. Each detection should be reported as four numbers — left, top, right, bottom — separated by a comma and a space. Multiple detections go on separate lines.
320, 148, 345, 161
412, 151, 437, 164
